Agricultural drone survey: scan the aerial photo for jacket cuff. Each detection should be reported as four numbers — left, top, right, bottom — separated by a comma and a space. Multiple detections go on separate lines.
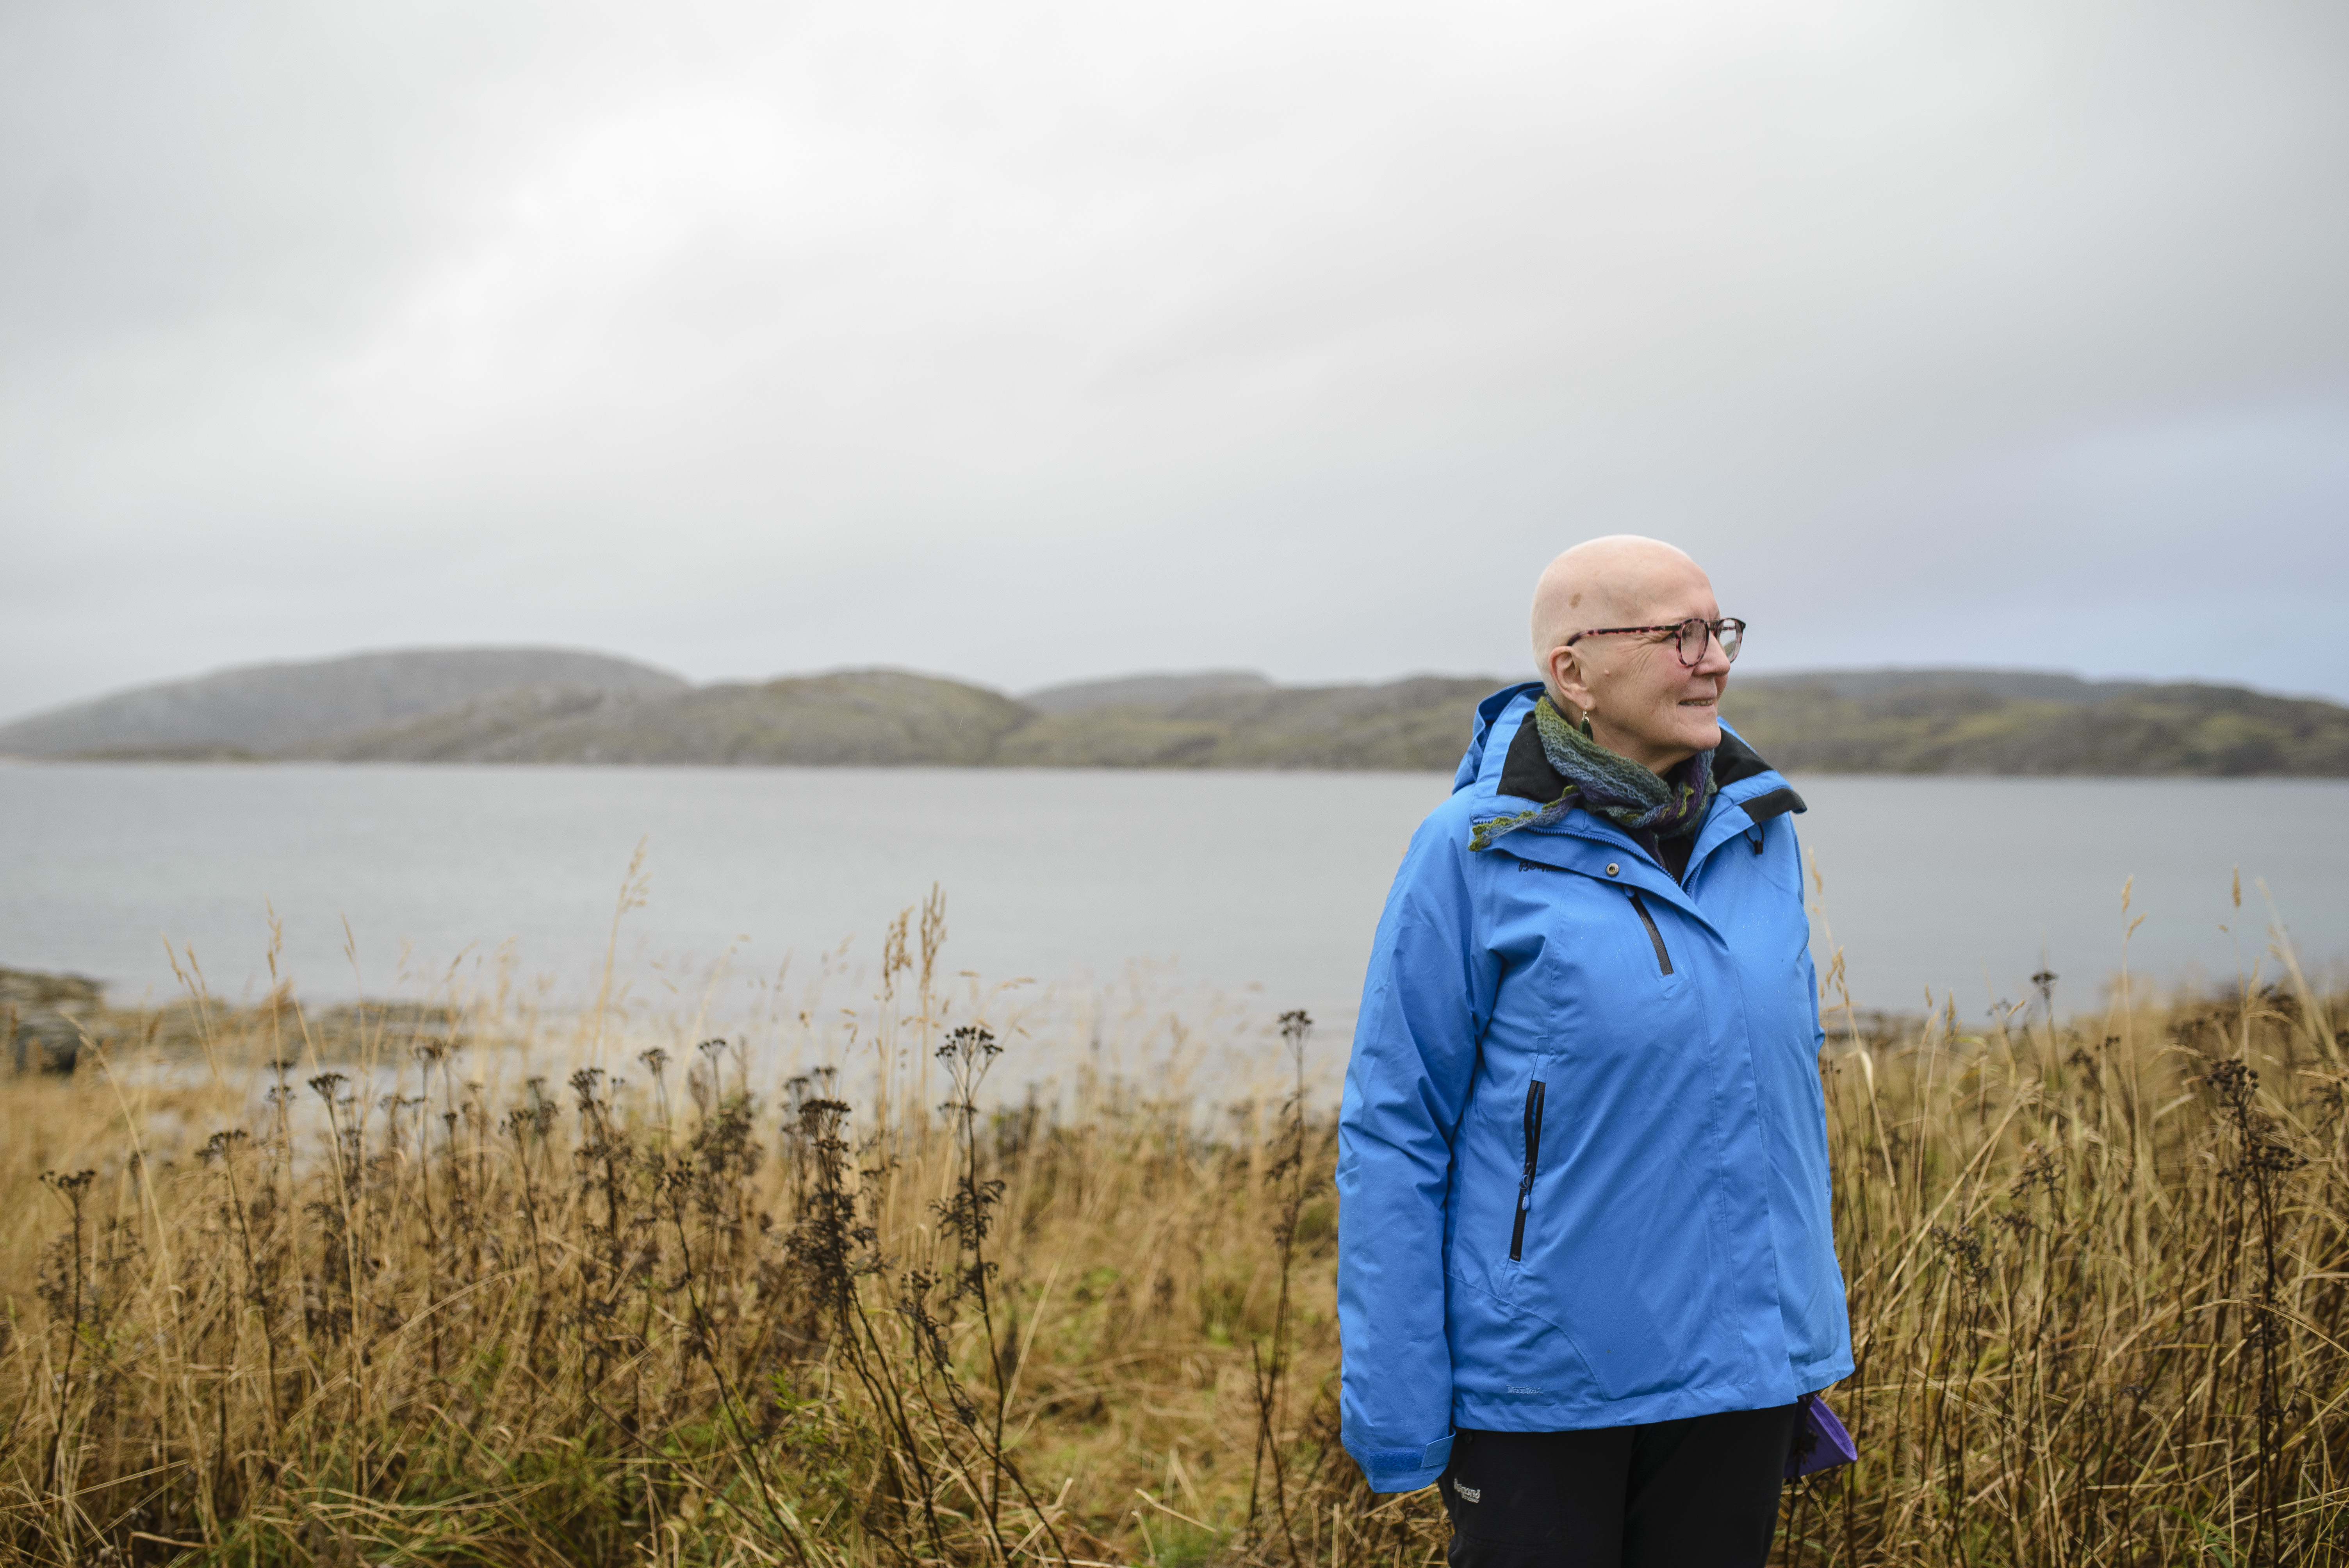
1346, 1431, 1454, 1494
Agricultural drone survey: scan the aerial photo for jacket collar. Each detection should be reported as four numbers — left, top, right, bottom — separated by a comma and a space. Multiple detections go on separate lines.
1467, 688, 1806, 912
1494, 705, 1780, 802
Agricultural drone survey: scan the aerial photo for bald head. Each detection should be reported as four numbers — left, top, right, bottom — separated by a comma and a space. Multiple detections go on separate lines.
1530, 536, 1707, 675
1527, 535, 1729, 771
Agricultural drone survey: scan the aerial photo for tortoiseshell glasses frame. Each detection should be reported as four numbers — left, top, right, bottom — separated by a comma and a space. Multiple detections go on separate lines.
1565, 617, 1745, 667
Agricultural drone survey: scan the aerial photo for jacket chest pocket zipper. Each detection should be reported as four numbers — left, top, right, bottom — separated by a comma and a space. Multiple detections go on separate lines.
1627, 890, 1674, 975
1509, 1080, 1545, 1262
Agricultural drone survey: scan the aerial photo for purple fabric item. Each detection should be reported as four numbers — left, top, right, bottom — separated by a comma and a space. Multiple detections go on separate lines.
1785, 1393, 1857, 1480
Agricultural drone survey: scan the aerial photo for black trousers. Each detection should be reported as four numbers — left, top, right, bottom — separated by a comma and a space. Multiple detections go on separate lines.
1437, 1404, 1801, 1568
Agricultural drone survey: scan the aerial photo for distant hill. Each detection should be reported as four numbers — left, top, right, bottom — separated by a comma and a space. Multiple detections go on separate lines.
998, 676, 1501, 768
9, 657, 2347, 774
273, 668, 1502, 769
1720, 671, 2349, 775
1738, 668, 2151, 704
299, 671, 1028, 765
1021, 670, 1275, 713
0, 648, 688, 757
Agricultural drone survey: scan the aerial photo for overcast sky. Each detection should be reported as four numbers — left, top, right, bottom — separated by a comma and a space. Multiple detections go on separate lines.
4, 0, 2345, 721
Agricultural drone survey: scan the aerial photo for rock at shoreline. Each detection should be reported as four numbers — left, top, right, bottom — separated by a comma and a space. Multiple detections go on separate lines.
3, 967, 102, 1075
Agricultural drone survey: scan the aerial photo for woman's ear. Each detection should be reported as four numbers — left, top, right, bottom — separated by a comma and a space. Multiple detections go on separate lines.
1546, 644, 1596, 717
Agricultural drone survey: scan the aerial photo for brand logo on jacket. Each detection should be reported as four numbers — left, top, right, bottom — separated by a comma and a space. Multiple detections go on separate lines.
1452, 1481, 1480, 1503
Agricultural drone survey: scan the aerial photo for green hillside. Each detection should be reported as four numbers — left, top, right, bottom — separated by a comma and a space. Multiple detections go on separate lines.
995, 677, 1499, 768
302, 672, 1029, 765
28, 664, 2349, 775
1717, 674, 2349, 775
0, 648, 684, 755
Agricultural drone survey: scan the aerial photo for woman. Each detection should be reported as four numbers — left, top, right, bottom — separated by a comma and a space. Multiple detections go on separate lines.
1335, 535, 1850, 1567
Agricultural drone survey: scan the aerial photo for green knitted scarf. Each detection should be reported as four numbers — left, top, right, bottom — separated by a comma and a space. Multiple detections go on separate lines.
1469, 695, 1718, 853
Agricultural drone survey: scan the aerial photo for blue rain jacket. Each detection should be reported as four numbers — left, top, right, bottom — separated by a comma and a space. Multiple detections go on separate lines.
1336, 684, 1852, 1493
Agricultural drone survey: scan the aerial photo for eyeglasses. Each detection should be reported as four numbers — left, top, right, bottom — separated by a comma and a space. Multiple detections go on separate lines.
1565, 617, 1745, 667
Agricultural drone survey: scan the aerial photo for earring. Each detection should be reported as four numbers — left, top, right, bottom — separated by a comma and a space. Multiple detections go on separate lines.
1579, 709, 1595, 738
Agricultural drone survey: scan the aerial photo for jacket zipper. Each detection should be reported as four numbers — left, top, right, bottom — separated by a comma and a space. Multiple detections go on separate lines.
1627, 890, 1674, 975
1509, 1080, 1545, 1261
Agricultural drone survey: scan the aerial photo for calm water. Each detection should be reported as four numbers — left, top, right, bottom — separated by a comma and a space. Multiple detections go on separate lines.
3, 764, 2344, 1036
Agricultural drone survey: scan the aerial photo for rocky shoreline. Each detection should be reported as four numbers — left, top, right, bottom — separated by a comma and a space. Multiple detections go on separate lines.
3, 965, 459, 1078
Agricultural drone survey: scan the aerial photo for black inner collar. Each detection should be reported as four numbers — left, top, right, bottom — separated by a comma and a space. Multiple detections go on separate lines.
1494, 705, 1788, 811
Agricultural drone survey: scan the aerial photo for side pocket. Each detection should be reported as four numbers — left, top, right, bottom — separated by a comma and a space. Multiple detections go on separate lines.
1508, 1080, 1546, 1262
1626, 890, 1673, 975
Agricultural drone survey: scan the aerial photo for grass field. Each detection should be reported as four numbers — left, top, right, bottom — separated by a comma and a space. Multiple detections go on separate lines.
3, 886, 2346, 1566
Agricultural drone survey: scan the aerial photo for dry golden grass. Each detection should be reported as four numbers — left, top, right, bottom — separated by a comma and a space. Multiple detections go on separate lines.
3, 887, 2347, 1567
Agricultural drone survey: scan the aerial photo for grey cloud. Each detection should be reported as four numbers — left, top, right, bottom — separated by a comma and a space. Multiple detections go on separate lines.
3, 0, 2345, 716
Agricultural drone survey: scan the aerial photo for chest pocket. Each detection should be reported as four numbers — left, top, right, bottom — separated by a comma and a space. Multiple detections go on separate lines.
1626, 890, 1672, 975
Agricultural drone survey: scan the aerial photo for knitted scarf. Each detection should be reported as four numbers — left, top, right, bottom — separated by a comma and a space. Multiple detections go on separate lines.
1469, 695, 1717, 853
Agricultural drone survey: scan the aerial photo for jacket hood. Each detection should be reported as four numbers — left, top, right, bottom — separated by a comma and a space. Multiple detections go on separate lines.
1452, 682, 1545, 793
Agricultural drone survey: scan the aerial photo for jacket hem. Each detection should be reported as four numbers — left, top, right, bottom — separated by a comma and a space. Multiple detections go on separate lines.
1796, 1351, 1855, 1395
1454, 1379, 1801, 1432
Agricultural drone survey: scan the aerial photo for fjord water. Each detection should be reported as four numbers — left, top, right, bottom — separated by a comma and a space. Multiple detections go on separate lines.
2, 764, 2344, 1037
